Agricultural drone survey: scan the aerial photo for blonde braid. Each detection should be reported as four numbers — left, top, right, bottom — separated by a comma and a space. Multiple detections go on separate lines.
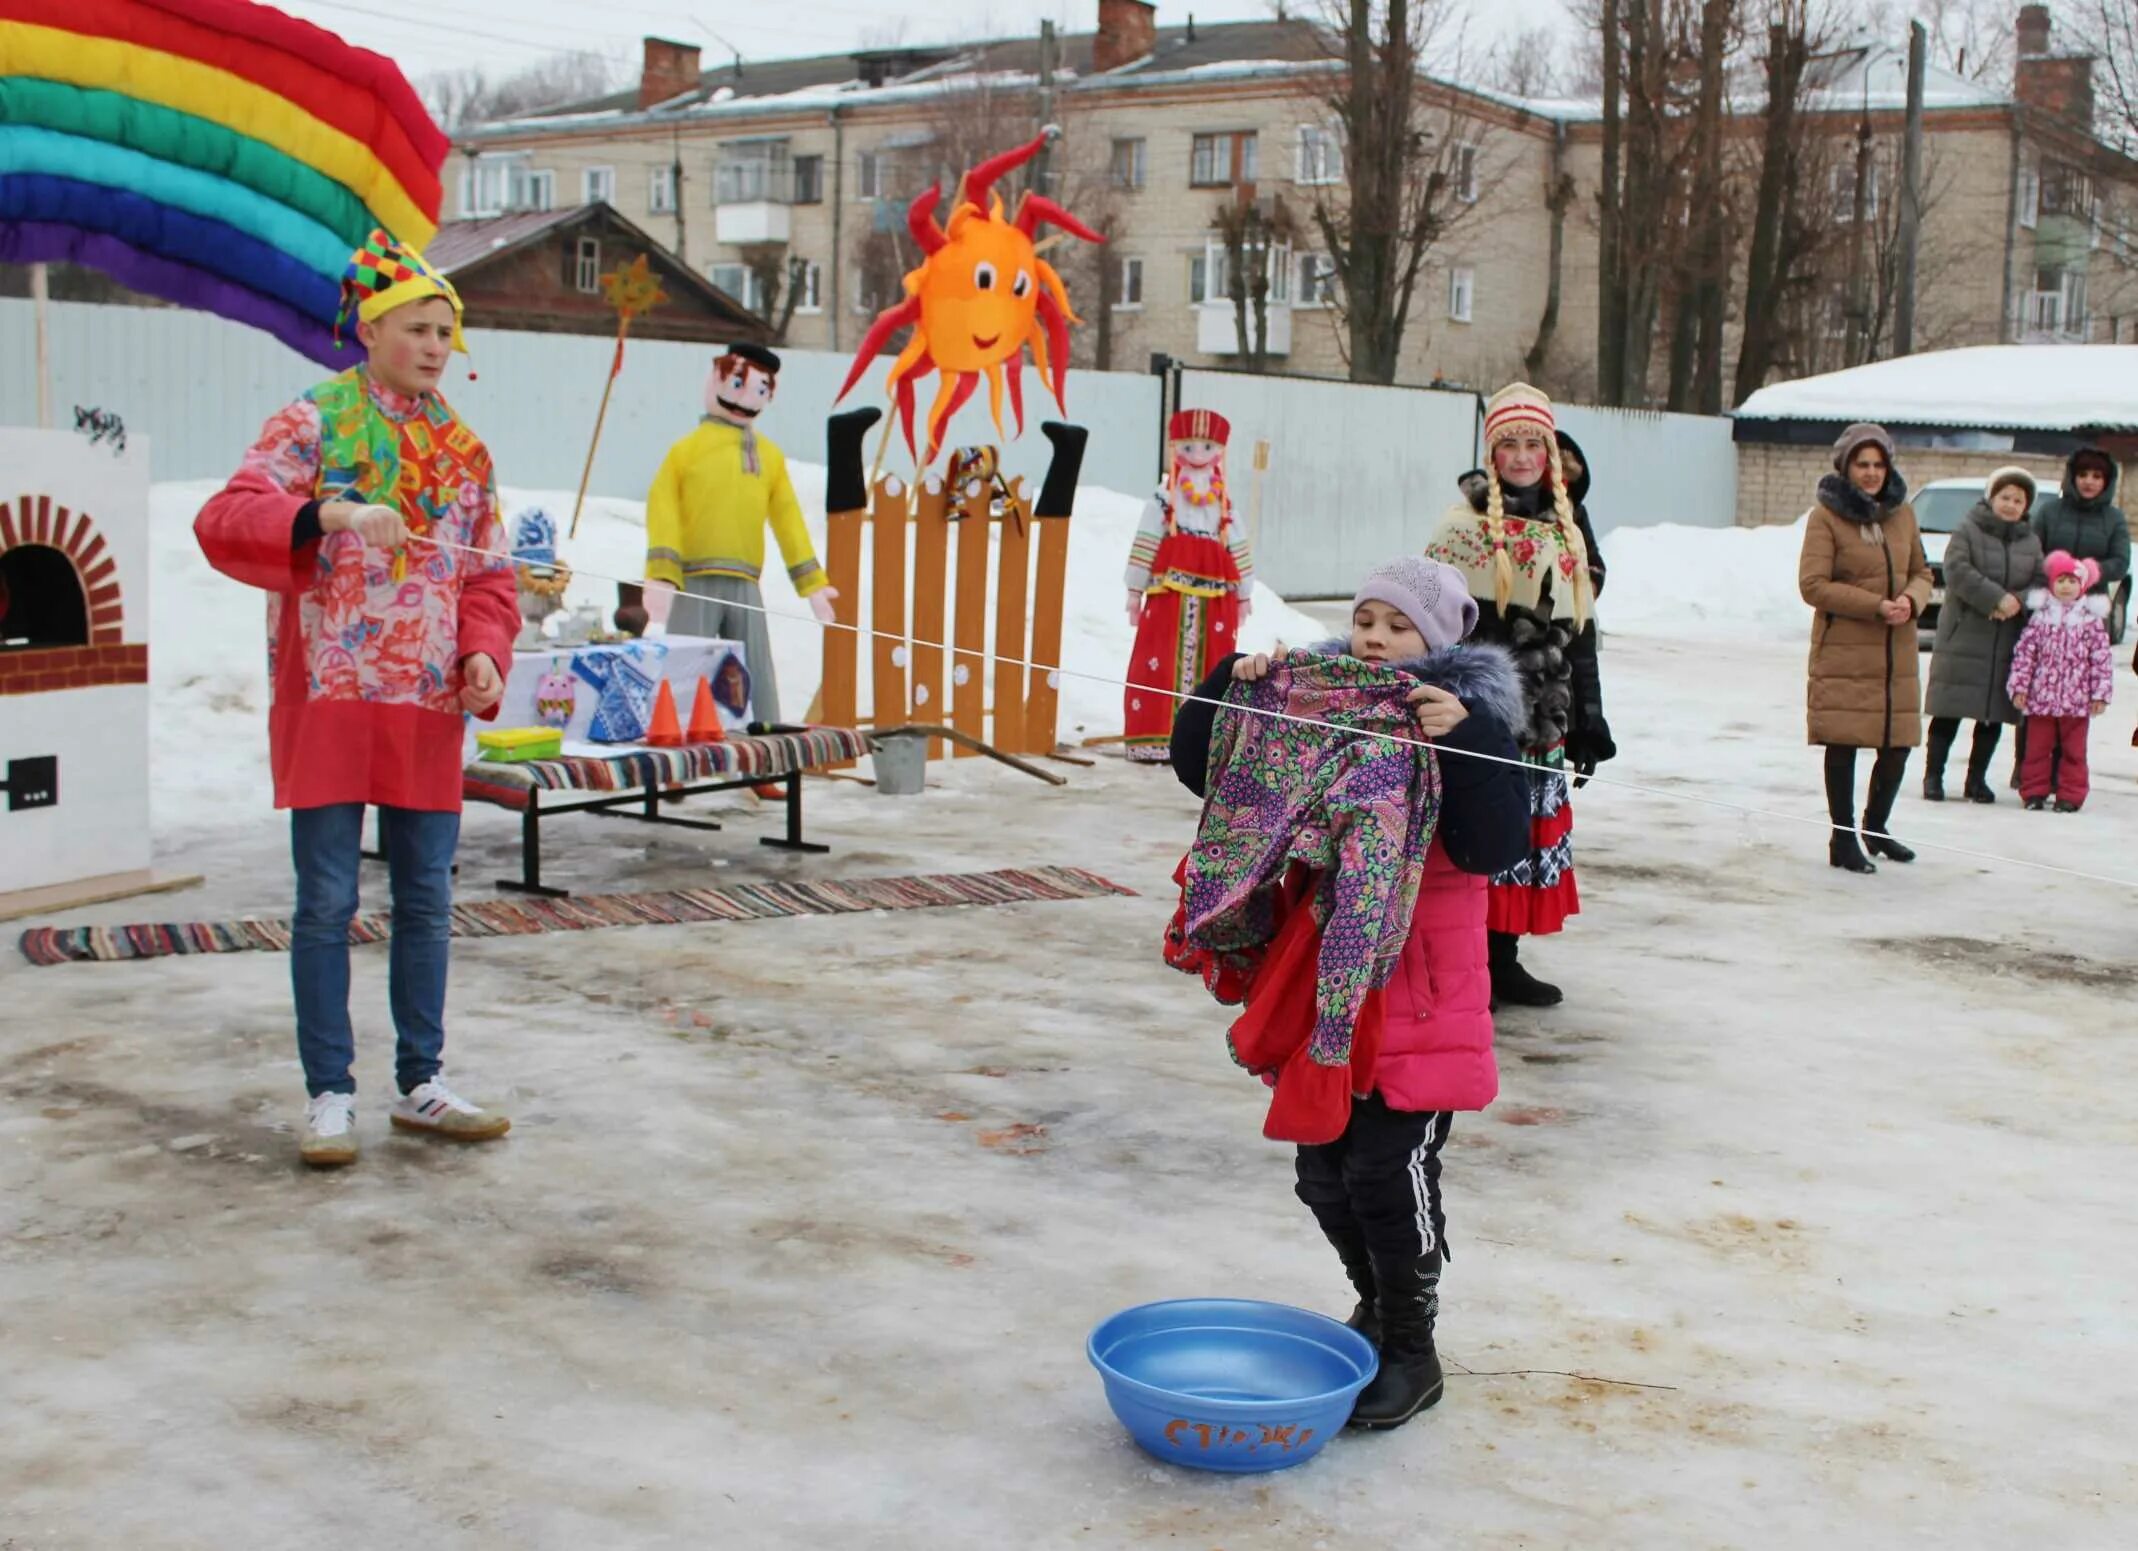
1546, 437, 1592, 630
1483, 463, 1516, 613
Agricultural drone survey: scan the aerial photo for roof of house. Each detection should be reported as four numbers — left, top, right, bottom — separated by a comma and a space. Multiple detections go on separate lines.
424, 204, 765, 334
1734, 345, 2138, 433
459, 20, 2029, 144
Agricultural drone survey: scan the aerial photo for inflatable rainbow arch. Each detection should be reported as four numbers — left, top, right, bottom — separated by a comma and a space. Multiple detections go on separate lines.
0, 0, 447, 364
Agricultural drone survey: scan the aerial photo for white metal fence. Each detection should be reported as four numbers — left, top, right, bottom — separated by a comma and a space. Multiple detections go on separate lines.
2, 300, 1740, 598
1176, 367, 1740, 595
0, 298, 1163, 501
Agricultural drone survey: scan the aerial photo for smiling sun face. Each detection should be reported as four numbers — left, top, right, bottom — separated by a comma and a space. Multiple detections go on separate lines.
835, 131, 1104, 466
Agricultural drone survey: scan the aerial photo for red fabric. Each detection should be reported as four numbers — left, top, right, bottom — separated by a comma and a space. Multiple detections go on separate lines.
1487, 801, 1579, 936
1123, 530, 1242, 749
13, 0, 445, 219
1222, 875, 1385, 1145
1377, 836, 1500, 1112
2021, 714, 2091, 806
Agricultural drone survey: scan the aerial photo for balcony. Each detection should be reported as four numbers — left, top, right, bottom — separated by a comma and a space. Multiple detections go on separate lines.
1197, 301, 1291, 357
714, 160, 792, 246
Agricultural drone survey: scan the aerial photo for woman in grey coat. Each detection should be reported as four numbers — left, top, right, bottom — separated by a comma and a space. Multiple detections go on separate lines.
1923, 466, 2045, 803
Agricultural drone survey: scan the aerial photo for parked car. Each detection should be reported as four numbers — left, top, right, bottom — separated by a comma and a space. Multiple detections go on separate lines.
1911, 476, 2132, 649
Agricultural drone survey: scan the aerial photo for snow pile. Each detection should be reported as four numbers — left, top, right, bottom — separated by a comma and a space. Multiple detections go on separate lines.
1735, 343, 2138, 432
1598, 518, 1811, 644
146, 470, 1325, 827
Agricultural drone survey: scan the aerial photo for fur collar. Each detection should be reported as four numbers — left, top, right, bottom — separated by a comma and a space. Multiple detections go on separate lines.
1460, 477, 1550, 519
2061, 446, 2120, 511
1305, 638, 1526, 731
2023, 588, 2110, 623
1816, 470, 1909, 524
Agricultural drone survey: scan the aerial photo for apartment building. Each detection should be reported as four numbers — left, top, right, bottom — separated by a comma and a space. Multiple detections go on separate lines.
449, 2, 2138, 398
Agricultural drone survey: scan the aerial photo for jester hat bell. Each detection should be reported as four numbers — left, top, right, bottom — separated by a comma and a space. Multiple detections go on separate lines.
337, 228, 468, 354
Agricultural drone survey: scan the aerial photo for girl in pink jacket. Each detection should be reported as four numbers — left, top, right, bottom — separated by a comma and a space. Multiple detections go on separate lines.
2008, 551, 2115, 812
1169, 556, 1529, 1431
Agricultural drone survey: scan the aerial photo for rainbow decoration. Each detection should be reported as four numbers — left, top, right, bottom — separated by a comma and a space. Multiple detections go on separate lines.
0, 0, 447, 365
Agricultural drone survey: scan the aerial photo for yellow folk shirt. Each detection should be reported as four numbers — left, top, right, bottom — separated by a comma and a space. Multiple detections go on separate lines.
644, 420, 827, 595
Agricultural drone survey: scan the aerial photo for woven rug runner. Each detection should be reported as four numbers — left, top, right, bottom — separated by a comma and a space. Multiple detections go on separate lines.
18, 866, 1135, 967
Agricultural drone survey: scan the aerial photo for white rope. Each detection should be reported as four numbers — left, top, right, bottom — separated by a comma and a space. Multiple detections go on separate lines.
424, 533, 2138, 893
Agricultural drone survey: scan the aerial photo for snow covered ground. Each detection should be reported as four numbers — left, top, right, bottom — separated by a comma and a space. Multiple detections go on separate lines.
4, 490, 2137, 1547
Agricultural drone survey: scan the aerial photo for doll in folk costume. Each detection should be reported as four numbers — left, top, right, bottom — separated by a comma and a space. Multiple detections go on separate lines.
1424, 382, 1614, 1010
1123, 408, 1257, 762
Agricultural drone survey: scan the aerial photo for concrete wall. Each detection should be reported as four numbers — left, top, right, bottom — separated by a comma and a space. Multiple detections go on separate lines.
1734, 442, 2077, 528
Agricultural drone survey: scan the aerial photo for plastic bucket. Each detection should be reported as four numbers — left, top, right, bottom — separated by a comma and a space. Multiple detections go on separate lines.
872, 733, 929, 796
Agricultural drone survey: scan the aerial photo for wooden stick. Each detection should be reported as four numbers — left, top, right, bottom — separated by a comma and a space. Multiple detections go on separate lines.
1079, 732, 1132, 747
1042, 748, 1097, 767
876, 723, 1067, 785
30, 262, 52, 430
569, 315, 631, 540
1248, 438, 1270, 568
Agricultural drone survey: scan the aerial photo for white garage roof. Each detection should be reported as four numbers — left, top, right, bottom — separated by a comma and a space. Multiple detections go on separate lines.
1735, 345, 2138, 433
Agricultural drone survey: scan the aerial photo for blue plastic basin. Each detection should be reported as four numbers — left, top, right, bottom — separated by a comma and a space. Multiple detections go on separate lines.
1087, 1299, 1377, 1473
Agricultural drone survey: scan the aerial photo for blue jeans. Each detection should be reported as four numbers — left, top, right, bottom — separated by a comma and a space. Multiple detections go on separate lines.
290, 804, 460, 1097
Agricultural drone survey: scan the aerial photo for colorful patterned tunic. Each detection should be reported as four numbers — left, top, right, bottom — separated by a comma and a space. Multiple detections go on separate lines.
194, 368, 519, 811
1123, 476, 1254, 760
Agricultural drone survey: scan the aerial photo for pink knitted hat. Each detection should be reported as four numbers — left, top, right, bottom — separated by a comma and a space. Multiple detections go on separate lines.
2044, 550, 2100, 590
1354, 556, 1479, 650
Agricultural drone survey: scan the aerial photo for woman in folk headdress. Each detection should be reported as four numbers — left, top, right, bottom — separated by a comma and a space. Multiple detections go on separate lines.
1424, 383, 1614, 1009
1122, 408, 1257, 762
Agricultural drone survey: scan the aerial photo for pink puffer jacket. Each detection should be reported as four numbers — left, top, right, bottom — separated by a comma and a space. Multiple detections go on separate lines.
1375, 835, 1500, 1112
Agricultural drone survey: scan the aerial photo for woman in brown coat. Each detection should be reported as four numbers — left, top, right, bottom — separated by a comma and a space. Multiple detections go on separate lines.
1799, 423, 1934, 874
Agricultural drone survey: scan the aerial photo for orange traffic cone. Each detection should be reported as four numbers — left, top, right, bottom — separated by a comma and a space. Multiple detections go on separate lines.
645, 679, 683, 747
687, 677, 726, 743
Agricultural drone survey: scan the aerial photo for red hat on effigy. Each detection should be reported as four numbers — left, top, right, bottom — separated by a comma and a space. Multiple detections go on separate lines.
1167, 408, 1231, 445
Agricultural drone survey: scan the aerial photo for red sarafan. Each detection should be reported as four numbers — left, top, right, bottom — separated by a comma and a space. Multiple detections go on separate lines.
834, 130, 1104, 465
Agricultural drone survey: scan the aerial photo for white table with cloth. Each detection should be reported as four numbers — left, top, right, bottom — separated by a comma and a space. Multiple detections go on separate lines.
462, 635, 754, 763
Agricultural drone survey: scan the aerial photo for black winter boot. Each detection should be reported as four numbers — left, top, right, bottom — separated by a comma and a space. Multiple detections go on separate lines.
1348, 1245, 1446, 1429
1302, 1200, 1381, 1346
1962, 726, 2000, 804
1829, 829, 1877, 873
824, 407, 883, 513
1922, 721, 1954, 802
1034, 421, 1089, 519
1487, 931, 1562, 1008
1861, 750, 1915, 864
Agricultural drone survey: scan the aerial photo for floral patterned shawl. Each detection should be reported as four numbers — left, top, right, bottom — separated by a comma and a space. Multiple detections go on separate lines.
1180, 650, 1442, 1065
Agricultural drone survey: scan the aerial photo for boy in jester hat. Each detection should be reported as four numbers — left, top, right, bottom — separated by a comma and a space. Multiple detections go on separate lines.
195, 228, 520, 1169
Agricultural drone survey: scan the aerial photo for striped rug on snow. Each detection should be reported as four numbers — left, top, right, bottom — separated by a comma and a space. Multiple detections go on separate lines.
18, 867, 1135, 966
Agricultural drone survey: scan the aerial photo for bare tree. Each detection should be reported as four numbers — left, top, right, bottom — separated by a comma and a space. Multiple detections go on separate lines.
739, 246, 806, 344
1857, 0, 2015, 83
1307, 0, 1486, 384
1735, 4, 1839, 404
418, 52, 622, 132
1211, 195, 1299, 372
1483, 24, 1567, 99
2089, 0, 2138, 149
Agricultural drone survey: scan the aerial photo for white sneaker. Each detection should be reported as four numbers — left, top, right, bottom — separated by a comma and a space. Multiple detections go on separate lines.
390, 1079, 510, 1142
300, 1092, 359, 1168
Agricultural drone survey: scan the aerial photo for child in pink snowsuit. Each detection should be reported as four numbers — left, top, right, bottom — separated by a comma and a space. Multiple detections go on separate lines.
2007, 551, 2115, 812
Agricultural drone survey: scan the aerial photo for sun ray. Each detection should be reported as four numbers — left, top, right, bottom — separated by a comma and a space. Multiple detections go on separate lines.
1005, 352, 1026, 438
984, 362, 1007, 442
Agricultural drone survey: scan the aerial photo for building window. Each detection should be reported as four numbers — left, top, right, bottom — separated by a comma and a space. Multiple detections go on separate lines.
793, 154, 824, 205
583, 166, 616, 206
1191, 131, 1258, 188
572, 237, 601, 294
2018, 163, 2040, 229
1295, 125, 1343, 186
461, 158, 512, 217
1110, 137, 1147, 191
716, 141, 791, 204
1453, 144, 1479, 204
2041, 162, 2095, 220
1193, 243, 1295, 305
710, 262, 763, 313
858, 151, 882, 199
1295, 251, 1338, 307
649, 165, 676, 213
795, 260, 823, 313
1448, 265, 1474, 323
1830, 162, 1879, 223
1115, 256, 1144, 309
523, 169, 555, 212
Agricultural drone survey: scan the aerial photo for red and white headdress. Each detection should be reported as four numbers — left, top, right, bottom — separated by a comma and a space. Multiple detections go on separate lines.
1167, 407, 1231, 445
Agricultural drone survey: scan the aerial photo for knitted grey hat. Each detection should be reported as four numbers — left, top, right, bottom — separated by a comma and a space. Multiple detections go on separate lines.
1353, 556, 1479, 650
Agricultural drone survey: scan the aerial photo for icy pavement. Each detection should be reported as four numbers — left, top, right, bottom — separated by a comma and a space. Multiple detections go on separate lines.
3, 632, 2135, 1548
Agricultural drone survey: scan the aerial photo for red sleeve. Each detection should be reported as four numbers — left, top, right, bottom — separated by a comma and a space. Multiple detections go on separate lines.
456, 478, 520, 722
194, 399, 325, 594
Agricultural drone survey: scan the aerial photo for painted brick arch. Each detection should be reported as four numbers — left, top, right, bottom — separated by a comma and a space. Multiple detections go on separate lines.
0, 493, 148, 697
